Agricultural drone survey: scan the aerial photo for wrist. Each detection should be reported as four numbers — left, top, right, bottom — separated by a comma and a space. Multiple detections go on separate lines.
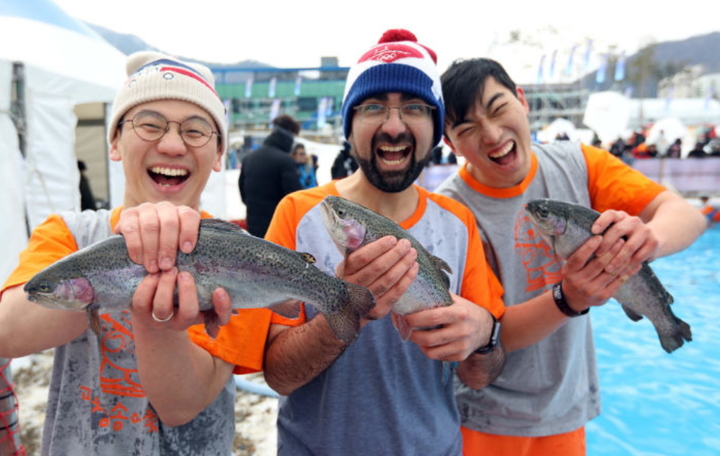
552, 281, 589, 318
473, 313, 501, 355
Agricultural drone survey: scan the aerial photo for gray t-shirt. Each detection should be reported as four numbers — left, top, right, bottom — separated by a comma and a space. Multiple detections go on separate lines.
436, 141, 600, 437
275, 188, 481, 456
39, 209, 235, 456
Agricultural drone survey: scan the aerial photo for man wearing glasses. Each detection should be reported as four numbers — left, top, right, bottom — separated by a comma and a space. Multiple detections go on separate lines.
260, 29, 506, 456
0, 52, 292, 455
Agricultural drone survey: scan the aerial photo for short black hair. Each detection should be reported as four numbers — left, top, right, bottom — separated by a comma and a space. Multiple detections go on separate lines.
272, 115, 301, 135
440, 58, 518, 137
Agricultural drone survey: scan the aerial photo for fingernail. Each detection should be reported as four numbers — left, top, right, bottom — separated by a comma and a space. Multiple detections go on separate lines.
148, 259, 158, 272
182, 241, 194, 253
161, 257, 173, 270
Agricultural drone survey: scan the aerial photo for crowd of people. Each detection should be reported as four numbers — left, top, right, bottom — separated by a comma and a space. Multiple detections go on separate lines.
608, 128, 719, 162
0, 29, 709, 456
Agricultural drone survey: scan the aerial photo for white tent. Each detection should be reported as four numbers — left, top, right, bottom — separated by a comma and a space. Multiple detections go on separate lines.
0, 0, 127, 281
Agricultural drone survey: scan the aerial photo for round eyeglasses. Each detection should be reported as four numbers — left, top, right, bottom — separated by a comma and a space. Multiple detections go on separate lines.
353, 103, 435, 125
119, 111, 220, 147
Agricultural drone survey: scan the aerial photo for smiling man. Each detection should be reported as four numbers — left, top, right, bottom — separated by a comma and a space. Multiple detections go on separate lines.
435, 57, 706, 456
0, 52, 281, 456
260, 30, 506, 456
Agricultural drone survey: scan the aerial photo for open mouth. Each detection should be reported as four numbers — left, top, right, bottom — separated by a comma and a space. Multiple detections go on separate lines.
148, 166, 190, 187
377, 145, 411, 166
488, 141, 516, 165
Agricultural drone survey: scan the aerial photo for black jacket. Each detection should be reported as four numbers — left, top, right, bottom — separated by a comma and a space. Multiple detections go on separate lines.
239, 128, 302, 237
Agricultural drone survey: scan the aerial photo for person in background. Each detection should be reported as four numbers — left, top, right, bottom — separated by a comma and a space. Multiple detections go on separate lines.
330, 140, 358, 179
436, 57, 706, 456
239, 114, 303, 237
262, 29, 506, 456
0, 51, 296, 456
77, 159, 97, 211
699, 196, 720, 225
687, 141, 707, 158
666, 138, 682, 158
290, 143, 318, 189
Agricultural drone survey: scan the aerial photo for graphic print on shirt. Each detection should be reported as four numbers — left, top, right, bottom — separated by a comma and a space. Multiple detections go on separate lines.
514, 206, 563, 292
80, 310, 159, 434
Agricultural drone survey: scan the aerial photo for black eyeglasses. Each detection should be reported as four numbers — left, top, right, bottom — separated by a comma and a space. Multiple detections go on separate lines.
353, 103, 435, 125
119, 110, 220, 147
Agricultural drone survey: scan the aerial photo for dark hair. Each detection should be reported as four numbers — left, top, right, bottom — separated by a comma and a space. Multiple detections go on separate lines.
293, 143, 305, 153
272, 115, 301, 135
440, 58, 518, 136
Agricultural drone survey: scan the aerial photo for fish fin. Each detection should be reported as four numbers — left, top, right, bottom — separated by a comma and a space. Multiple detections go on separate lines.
391, 312, 413, 341
87, 305, 102, 335
299, 252, 317, 264
659, 317, 692, 354
620, 304, 644, 322
267, 300, 303, 320
200, 218, 250, 235
431, 255, 452, 290
203, 310, 220, 339
324, 283, 376, 344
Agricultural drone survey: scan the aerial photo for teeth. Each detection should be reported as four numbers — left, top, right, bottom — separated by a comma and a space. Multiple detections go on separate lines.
378, 145, 407, 165
150, 166, 188, 177
489, 141, 514, 159
379, 146, 406, 153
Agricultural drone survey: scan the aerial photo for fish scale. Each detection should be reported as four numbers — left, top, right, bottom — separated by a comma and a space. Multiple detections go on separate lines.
24, 218, 376, 344
525, 198, 692, 353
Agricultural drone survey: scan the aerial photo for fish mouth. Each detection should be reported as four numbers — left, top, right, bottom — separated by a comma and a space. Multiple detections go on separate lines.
148, 166, 191, 187
488, 140, 516, 166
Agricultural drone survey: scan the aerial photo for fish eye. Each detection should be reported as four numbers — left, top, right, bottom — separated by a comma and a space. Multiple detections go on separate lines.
337, 209, 346, 217
38, 282, 51, 292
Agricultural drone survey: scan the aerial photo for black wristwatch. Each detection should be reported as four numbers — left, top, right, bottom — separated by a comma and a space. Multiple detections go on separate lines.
473, 314, 501, 355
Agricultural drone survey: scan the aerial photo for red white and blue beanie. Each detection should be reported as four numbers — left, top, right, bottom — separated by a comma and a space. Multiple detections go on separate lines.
342, 29, 444, 146
108, 51, 227, 154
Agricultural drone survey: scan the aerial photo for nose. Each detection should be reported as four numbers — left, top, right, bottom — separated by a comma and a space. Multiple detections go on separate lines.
380, 107, 409, 136
479, 121, 503, 146
156, 121, 187, 155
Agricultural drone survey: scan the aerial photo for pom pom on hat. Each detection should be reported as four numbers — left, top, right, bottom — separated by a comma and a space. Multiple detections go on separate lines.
342, 29, 444, 146
108, 51, 227, 154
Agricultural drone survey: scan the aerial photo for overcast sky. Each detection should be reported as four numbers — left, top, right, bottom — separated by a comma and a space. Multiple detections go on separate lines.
54, 0, 719, 81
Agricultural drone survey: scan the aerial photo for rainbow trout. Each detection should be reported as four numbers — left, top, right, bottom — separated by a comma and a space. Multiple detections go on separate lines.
525, 198, 691, 353
24, 218, 375, 343
320, 195, 452, 340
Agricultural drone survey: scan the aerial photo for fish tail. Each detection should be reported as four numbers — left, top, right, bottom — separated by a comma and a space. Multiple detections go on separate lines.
325, 283, 376, 344
659, 317, 692, 354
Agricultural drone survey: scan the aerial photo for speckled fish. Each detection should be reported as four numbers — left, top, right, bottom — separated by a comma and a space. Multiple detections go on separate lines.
320, 195, 452, 340
24, 218, 375, 343
525, 198, 691, 353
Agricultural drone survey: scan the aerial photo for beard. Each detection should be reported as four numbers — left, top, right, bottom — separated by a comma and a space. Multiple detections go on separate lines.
353, 133, 433, 193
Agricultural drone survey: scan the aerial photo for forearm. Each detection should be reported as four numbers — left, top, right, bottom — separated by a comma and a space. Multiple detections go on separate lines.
642, 191, 706, 258
133, 323, 234, 426
263, 314, 348, 396
499, 292, 568, 352
0, 286, 88, 357
457, 342, 506, 390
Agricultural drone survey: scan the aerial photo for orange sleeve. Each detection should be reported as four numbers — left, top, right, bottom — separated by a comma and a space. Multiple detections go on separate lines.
1, 214, 78, 296
582, 144, 666, 215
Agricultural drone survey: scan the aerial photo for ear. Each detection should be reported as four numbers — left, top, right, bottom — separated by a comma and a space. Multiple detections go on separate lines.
109, 134, 122, 162
212, 148, 223, 172
516, 87, 530, 115
443, 136, 463, 158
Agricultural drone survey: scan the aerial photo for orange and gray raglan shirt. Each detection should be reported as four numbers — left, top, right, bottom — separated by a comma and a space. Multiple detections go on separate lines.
265, 181, 505, 456
1, 207, 300, 456
435, 141, 666, 438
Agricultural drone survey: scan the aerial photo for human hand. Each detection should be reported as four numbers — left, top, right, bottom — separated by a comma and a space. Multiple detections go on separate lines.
131, 268, 233, 336
405, 293, 494, 362
591, 209, 660, 268
336, 236, 418, 326
114, 201, 200, 273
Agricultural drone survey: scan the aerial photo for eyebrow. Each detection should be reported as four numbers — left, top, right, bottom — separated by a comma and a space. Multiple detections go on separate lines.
451, 91, 506, 129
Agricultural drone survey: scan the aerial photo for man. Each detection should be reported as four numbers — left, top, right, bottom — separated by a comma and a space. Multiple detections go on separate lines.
239, 114, 303, 237
261, 30, 506, 456
435, 57, 706, 456
0, 52, 295, 455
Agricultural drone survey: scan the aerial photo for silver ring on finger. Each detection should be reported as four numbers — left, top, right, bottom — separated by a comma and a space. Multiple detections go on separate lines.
151, 310, 175, 323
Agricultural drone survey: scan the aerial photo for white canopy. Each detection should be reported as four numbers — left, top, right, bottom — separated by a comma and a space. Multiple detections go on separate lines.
0, 0, 126, 282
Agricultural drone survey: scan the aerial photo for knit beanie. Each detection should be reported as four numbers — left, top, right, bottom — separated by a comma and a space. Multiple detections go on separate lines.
108, 51, 227, 154
341, 29, 444, 146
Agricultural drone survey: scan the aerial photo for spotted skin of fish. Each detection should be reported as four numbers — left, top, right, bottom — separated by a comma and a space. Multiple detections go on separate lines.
320, 195, 453, 341
525, 198, 691, 353
24, 219, 376, 343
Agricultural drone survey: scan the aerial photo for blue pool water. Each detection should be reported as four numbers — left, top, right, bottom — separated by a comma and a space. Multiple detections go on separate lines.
586, 225, 720, 456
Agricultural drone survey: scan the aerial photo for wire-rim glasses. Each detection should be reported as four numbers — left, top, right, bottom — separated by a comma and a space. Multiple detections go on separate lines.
353, 103, 435, 125
119, 110, 220, 147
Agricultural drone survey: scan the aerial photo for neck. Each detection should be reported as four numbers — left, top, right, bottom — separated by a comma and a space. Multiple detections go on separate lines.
335, 172, 419, 223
